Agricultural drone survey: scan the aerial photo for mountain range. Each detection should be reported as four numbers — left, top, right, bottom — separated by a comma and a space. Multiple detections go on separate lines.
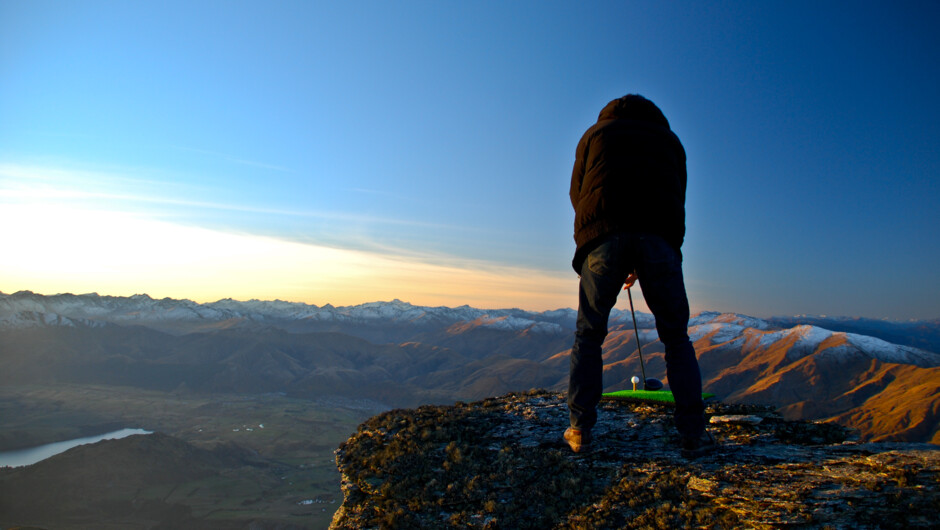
2, 290, 938, 443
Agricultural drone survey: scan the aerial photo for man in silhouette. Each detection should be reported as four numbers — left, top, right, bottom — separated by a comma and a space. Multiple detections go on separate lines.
565, 94, 714, 457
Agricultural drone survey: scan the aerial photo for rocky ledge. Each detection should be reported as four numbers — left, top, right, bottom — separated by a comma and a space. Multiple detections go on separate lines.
331, 390, 938, 529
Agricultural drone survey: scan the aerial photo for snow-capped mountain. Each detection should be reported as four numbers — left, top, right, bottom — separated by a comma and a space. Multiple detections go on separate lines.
2, 291, 938, 442
2, 291, 937, 367
0, 291, 573, 335
769, 314, 940, 354
689, 320, 940, 368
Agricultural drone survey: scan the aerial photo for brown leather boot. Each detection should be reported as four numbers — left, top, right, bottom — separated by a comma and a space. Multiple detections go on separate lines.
563, 427, 593, 453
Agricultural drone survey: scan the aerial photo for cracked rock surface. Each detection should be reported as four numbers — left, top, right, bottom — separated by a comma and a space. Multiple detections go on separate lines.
331, 390, 939, 529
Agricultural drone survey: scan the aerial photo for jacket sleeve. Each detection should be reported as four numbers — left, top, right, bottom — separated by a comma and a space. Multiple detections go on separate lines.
673, 143, 688, 253
569, 138, 586, 210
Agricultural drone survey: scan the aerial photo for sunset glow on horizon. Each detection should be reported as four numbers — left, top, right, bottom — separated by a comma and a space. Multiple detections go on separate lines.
0, 174, 581, 311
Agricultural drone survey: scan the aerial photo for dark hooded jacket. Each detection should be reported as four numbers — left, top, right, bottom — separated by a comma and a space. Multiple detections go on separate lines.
570, 95, 687, 272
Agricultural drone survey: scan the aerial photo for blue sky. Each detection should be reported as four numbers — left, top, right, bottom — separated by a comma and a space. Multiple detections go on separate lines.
1, 1, 938, 319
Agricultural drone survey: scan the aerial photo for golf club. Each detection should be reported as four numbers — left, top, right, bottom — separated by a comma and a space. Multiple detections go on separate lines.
625, 276, 664, 391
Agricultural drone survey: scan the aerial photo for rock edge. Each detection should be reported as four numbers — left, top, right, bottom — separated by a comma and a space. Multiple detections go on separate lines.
332, 390, 938, 529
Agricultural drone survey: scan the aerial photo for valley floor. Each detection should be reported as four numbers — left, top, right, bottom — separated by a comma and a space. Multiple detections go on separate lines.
0, 384, 379, 529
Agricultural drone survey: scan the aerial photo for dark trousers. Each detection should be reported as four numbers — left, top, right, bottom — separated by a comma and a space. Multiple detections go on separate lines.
568, 233, 705, 439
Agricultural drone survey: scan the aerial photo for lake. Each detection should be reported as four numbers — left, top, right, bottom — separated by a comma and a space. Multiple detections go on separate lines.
0, 428, 152, 468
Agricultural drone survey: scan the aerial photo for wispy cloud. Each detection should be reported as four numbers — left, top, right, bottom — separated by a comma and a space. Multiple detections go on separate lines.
0, 200, 576, 310
0, 163, 574, 308
168, 146, 295, 173
346, 187, 419, 203
0, 162, 546, 280
0, 162, 449, 228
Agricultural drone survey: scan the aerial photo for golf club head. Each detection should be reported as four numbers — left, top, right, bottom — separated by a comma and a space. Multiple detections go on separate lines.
644, 378, 664, 391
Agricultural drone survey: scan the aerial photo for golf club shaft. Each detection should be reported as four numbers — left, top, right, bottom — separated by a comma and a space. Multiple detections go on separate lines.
626, 284, 649, 383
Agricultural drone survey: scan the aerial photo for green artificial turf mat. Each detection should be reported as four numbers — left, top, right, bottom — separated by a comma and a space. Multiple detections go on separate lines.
601, 390, 716, 404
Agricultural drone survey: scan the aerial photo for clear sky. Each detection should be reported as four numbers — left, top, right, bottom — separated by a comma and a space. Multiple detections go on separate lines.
1, 1, 938, 320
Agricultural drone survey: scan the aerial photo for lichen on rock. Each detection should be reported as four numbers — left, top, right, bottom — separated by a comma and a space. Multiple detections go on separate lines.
331, 390, 939, 529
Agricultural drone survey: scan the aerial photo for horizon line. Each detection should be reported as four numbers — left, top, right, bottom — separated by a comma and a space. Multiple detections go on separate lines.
2, 289, 935, 322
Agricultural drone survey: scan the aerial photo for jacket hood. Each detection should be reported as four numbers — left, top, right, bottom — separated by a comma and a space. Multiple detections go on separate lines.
598, 94, 670, 129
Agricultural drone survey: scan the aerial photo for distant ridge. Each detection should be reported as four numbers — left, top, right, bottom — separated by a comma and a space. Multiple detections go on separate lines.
2, 290, 936, 348
2, 291, 938, 442
769, 314, 940, 354
0, 290, 577, 336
